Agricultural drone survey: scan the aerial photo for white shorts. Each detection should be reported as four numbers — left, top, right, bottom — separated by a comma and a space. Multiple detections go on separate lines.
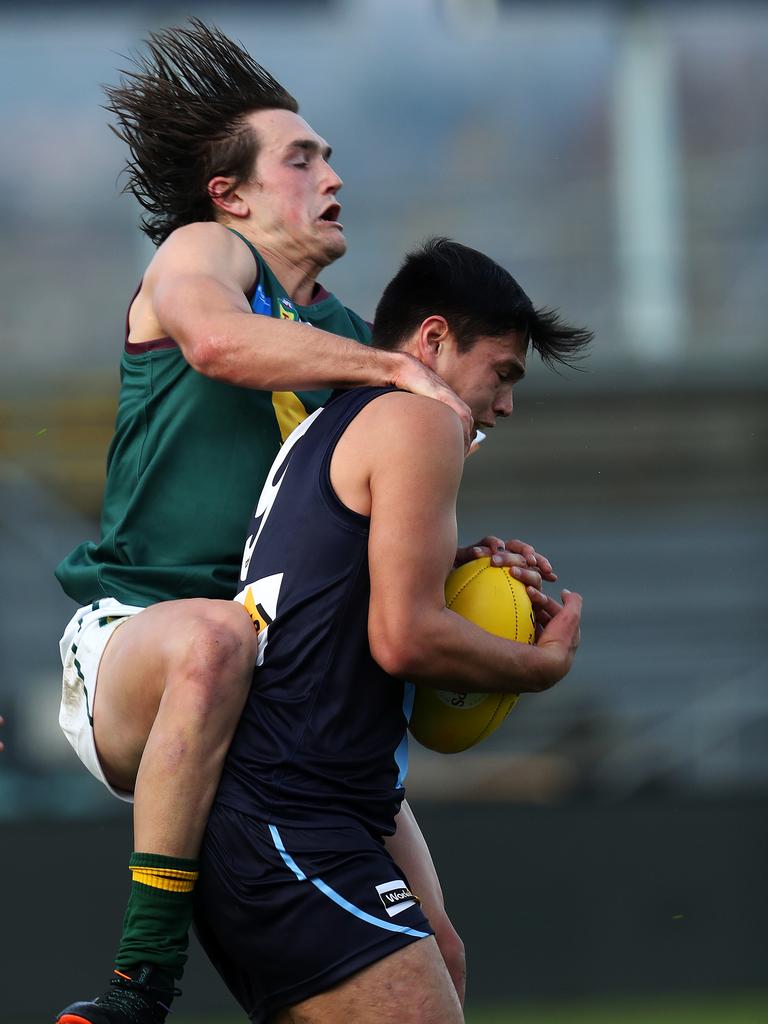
59, 598, 146, 802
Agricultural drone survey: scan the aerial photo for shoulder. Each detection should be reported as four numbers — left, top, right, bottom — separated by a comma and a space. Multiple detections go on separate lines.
331, 389, 464, 518
356, 390, 465, 457
144, 222, 258, 290
371, 390, 464, 432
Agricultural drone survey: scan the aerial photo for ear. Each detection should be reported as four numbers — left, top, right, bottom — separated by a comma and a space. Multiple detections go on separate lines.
415, 316, 451, 368
207, 176, 252, 219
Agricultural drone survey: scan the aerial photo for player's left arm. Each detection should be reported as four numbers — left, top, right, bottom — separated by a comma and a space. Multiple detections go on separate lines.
384, 800, 465, 1004
365, 394, 580, 692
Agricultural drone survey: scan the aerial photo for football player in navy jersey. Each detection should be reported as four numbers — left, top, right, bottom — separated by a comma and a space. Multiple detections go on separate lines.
194, 238, 591, 1024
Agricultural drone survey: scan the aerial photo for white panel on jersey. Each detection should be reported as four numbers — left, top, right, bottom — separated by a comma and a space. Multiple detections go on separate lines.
235, 572, 284, 667
239, 406, 324, 583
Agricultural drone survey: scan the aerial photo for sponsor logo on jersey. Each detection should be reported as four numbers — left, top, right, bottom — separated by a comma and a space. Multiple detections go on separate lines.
252, 283, 273, 317
375, 879, 419, 918
278, 298, 299, 321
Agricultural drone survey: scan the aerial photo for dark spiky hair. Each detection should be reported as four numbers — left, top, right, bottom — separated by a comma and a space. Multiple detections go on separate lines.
104, 19, 298, 245
373, 238, 593, 370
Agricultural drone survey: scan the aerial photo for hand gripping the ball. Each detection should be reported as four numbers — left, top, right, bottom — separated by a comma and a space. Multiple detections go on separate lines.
525, 588, 582, 692
455, 535, 557, 594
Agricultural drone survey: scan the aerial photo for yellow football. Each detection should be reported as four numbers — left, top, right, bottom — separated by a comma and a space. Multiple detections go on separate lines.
408, 557, 536, 753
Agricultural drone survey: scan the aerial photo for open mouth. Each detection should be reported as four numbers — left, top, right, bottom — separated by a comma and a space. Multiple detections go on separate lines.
319, 202, 343, 227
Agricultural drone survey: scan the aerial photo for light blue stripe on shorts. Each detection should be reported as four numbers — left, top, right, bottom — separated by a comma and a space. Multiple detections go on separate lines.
268, 824, 429, 939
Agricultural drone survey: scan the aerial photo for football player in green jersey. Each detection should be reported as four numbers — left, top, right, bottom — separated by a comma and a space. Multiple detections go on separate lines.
53, 20, 558, 1024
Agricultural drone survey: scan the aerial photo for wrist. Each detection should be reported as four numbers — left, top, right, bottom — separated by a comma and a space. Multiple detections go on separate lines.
378, 349, 413, 389
522, 643, 564, 693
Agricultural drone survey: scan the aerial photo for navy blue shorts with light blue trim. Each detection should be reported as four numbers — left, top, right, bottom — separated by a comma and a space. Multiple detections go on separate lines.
194, 803, 434, 1024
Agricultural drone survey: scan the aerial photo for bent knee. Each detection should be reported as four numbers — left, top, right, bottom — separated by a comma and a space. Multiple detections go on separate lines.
167, 601, 258, 704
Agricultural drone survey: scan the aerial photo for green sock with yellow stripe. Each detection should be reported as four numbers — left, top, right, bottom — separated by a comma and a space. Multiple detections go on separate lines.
114, 852, 200, 980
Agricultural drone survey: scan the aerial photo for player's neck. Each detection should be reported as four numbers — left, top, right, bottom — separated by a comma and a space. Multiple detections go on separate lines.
229, 225, 325, 306
259, 248, 322, 306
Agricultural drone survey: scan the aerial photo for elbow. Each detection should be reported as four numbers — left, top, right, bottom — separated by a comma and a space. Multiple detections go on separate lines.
184, 331, 225, 378
369, 624, 426, 679
187, 344, 215, 377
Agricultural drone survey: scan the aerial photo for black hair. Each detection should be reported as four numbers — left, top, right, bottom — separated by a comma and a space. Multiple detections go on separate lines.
104, 18, 298, 245
372, 237, 593, 369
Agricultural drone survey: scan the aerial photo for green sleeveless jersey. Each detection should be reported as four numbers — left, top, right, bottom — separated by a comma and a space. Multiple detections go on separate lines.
56, 233, 372, 606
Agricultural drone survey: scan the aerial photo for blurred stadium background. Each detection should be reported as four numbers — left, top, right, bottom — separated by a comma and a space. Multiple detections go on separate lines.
1, 0, 766, 1020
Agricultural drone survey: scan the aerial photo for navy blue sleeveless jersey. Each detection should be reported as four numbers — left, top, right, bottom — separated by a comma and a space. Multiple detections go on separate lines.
216, 386, 415, 839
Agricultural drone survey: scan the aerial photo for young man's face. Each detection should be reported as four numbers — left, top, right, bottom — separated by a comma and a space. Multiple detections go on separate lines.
238, 109, 346, 270
436, 332, 528, 430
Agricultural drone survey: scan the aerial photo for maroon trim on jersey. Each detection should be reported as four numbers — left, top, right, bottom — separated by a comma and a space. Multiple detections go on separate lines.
123, 281, 179, 353
312, 283, 331, 304
125, 335, 179, 353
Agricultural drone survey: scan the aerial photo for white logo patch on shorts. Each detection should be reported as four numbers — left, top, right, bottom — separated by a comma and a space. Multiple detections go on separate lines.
375, 879, 418, 918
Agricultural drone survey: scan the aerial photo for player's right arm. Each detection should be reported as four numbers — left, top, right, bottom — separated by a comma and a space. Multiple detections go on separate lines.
136, 223, 473, 445
361, 394, 582, 694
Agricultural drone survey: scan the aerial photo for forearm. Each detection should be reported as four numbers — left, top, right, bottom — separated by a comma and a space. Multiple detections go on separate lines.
175, 305, 402, 392
149, 229, 403, 393
152, 264, 473, 443
375, 604, 550, 695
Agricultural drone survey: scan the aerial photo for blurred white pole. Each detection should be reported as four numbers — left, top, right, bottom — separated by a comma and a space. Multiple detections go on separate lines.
613, 4, 686, 362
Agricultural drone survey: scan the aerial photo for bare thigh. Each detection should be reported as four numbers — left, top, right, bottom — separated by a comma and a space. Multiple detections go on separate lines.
92, 598, 255, 791
272, 936, 464, 1024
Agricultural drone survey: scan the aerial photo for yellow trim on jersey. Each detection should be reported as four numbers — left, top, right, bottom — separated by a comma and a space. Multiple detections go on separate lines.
130, 866, 199, 893
242, 587, 268, 633
272, 391, 309, 443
